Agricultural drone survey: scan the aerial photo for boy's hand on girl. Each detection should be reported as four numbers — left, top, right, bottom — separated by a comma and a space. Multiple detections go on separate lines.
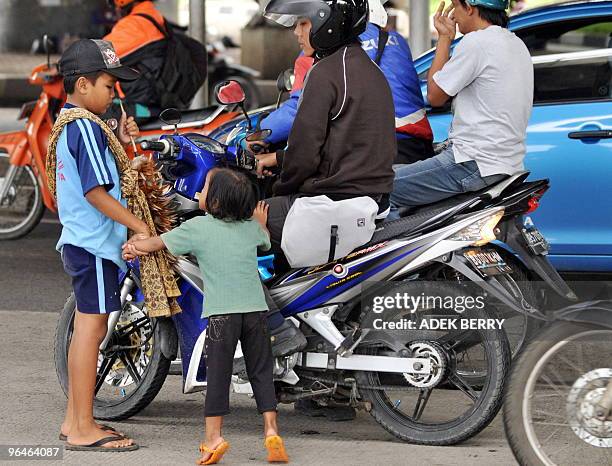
253, 201, 269, 227
122, 242, 147, 260
118, 111, 139, 145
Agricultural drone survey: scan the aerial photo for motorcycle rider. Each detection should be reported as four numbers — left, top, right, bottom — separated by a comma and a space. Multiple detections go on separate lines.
253, 0, 433, 165
259, 0, 396, 351
388, 0, 533, 219
103, 0, 166, 121
259, 0, 396, 422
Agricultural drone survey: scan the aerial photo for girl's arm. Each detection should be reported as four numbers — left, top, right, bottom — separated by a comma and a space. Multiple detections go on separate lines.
122, 236, 166, 260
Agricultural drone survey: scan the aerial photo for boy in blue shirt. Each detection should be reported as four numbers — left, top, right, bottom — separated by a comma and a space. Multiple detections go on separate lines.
53, 39, 149, 452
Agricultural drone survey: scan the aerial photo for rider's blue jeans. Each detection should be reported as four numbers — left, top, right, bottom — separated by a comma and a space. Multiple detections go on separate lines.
387, 144, 505, 221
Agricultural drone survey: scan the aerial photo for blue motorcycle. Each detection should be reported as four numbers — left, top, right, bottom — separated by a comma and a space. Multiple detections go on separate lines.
55, 80, 574, 445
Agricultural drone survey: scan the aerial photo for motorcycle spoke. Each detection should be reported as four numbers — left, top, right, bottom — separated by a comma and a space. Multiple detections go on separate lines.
116, 317, 149, 338
95, 355, 117, 395
412, 389, 432, 421
556, 353, 585, 377
532, 408, 566, 420
437, 329, 481, 353
447, 373, 478, 402
540, 374, 568, 397
119, 353, 142, 383
533, 421, 571, 428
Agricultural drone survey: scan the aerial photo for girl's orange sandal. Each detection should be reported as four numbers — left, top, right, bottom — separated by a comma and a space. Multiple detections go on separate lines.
264, 435, 289, 463
196, 441, 230, 465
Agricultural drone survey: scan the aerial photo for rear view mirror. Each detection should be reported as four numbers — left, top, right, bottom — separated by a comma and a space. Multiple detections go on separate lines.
215, 80, 246, 106
159, 108, 182, 134
159, 108, 182, 126
43, 34, 52, 69
276, 68, 295, 93
246, 129, 272, 142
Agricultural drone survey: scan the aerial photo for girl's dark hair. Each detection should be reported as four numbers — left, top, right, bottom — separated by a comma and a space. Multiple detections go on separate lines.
205, 168, 257, 222
63, 71, 103, 94
459, 1, 510, 28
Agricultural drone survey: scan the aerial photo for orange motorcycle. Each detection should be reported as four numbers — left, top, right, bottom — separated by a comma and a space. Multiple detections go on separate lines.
0, 38, 240, 239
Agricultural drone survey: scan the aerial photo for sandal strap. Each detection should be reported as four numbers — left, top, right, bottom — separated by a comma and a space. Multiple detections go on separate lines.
89, 436, 126, 448
199, 443, 216, 454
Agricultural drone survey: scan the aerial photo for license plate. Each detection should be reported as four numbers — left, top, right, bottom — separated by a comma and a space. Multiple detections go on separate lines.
464, 249, 513, 277
522, 227, 549, 255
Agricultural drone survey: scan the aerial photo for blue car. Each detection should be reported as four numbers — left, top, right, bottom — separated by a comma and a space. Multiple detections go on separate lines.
415, 1, 612, 273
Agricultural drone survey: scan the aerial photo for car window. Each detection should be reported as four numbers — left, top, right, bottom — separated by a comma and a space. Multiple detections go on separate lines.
517, 18, 612, 56
533, 49, 612, 104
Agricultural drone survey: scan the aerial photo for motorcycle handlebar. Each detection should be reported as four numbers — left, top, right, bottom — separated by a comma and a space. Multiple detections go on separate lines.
140, 139, 171, 154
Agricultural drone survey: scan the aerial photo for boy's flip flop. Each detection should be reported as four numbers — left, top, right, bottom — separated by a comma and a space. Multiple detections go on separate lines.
58, 424, 123, 441
65, 436, 139, 452
264, 435, 289, 463
196, 441, 230, 465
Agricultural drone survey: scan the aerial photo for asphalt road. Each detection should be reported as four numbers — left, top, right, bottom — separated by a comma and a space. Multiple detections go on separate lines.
0, 218, 72, 312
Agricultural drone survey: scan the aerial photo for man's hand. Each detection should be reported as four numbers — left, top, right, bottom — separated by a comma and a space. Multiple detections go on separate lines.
118, 111, 139, 145
255, 153, 278, 178
252, 201, 269, 230
433, 1, 457, 42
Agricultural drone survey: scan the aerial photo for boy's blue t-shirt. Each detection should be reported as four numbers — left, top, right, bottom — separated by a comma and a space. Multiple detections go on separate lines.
55, 103, 127, 270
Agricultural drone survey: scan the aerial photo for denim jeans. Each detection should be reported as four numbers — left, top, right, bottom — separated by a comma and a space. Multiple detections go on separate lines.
388, 145, 505, 220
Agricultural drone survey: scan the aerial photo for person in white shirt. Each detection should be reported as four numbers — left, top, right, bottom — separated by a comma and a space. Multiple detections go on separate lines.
388, 0, 533, 220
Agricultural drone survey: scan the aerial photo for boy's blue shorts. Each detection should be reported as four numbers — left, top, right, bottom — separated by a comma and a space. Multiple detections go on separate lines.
61, 244, 121, 315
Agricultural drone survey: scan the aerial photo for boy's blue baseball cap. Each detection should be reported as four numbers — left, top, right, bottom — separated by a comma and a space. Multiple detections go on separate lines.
59, 39, 139, 81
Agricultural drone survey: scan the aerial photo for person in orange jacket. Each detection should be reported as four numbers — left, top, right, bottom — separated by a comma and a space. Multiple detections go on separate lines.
103, 0, 168, 121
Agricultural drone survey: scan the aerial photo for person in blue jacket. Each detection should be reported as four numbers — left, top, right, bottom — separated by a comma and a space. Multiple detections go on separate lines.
253, 0, 434, 166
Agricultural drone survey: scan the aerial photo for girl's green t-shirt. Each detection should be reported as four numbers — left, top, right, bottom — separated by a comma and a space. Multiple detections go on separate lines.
161, 215, 271, 318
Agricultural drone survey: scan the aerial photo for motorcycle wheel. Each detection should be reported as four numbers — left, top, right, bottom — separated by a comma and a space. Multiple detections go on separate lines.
503, 321, 612, 466
54, 290, 171, 421
0, 151, 44, 240
211, 75, 261, 111
355, 282, 511, 445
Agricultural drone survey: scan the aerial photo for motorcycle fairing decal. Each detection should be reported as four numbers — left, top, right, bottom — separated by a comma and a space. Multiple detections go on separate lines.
280, 246, 422, 315
283, 241, 390, 280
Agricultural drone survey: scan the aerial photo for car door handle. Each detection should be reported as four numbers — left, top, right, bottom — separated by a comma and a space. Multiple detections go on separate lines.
568, 130, 612, 140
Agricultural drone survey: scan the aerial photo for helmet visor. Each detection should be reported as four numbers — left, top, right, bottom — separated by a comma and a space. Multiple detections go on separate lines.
263, 0, 331, 29
263, 13, 299, 28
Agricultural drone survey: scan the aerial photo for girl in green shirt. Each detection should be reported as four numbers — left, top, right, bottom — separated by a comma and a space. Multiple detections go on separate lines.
123, 168, 289, 464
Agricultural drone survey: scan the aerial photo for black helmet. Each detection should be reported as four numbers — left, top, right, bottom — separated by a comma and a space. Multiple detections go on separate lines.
264, 0, 369, 55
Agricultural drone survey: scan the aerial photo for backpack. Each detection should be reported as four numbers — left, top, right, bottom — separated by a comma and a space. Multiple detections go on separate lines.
135, 13, 207, 109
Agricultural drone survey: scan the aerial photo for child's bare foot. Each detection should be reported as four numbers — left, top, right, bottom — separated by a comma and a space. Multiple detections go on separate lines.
67, 424, 134, 450
196, 437, 229, 465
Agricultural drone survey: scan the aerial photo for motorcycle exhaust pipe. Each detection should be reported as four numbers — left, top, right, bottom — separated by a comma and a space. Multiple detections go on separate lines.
99, 276, 135, 350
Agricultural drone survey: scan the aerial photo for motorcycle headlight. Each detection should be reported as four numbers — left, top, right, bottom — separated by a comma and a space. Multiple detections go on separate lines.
449, 209, 504, 246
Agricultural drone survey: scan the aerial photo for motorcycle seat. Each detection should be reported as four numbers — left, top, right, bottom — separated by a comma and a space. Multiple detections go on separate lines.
139, 106, 221, 131
368, 171, 529, 245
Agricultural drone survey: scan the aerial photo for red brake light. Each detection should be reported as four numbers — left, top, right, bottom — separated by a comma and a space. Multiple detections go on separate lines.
526, 197, 539, 214
525, 188, 547, 214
